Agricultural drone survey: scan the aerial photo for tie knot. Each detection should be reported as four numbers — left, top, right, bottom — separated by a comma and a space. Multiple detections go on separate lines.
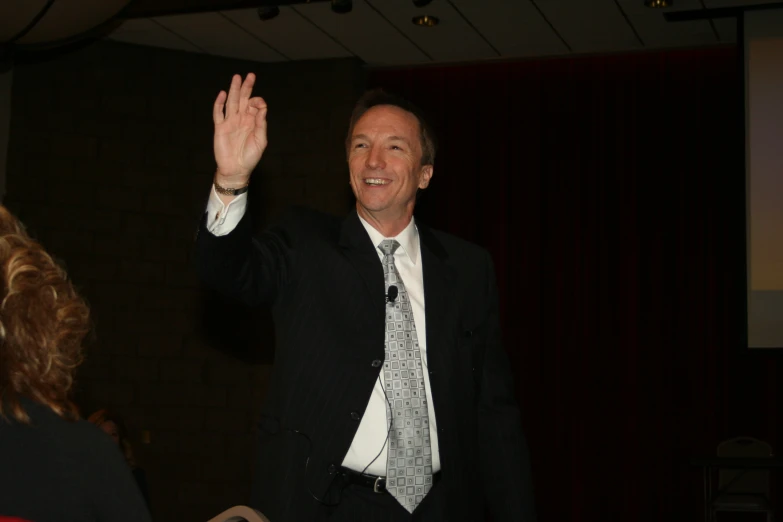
379, 239, 400, 256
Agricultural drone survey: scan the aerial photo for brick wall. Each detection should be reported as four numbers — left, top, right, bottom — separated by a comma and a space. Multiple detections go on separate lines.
5, 40, 364, 521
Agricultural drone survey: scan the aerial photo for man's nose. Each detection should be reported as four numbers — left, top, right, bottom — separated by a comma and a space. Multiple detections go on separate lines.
366, 146, 385, 169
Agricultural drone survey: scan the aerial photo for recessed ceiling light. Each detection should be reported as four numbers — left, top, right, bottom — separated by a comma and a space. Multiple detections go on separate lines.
645, 0, 672, 7
257, 6, 279, 20
412, 15, 439, 26
332, 0, 352, 13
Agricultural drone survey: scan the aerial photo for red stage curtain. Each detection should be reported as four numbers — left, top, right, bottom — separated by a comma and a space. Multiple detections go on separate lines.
370, 47, 781, 521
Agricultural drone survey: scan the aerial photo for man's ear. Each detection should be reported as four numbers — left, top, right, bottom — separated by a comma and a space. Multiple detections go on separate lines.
418, 165, 434, 189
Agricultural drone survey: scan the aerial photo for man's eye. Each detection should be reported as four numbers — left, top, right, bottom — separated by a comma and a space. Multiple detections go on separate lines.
354, 143, 367, 148
391, 145, 402, 150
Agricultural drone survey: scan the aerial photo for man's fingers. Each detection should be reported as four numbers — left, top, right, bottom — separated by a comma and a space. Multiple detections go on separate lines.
213, 90, 227, 125
248, 97, 267, 111
247, 97, 268, 124
225, 74, 242, 116
238, 72, 256, 113
253, 105, 268, 132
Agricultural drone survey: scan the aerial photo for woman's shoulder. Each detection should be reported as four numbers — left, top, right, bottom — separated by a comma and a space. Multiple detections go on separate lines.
5, 398, 122, 460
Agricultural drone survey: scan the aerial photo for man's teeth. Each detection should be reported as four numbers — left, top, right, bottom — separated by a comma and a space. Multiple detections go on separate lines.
365, 179, 389, 185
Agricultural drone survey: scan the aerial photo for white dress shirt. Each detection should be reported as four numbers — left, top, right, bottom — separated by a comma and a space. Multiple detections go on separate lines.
206, 186, 247, 236
343, 215, 441, 476
205, 187, 441, 476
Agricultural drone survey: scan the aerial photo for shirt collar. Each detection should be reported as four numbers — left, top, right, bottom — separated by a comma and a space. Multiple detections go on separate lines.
358, 215, 420, 265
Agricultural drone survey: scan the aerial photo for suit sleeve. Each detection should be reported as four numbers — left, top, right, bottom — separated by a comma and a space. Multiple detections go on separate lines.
478, 251, 537, 521
193, 207, 293, 307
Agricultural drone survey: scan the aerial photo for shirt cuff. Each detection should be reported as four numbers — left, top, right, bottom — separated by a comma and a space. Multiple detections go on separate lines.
205, 184, 248, 236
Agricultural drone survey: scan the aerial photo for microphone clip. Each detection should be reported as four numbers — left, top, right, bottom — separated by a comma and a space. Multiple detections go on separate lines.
386, 285, 398, 304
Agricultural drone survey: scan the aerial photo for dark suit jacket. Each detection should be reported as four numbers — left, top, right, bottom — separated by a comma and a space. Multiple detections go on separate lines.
194, 207, 535, 522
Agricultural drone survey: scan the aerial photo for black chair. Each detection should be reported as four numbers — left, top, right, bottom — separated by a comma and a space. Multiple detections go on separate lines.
710, 436, 774, 522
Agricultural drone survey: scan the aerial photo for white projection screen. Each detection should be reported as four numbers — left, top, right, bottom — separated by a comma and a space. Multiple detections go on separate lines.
745, 8, 783, 348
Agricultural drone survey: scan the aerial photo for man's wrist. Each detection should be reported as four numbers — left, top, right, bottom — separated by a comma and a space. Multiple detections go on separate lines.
214, 176, 250, 196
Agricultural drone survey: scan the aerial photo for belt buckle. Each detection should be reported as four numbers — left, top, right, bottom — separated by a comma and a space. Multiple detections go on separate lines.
373, 475, 385, 493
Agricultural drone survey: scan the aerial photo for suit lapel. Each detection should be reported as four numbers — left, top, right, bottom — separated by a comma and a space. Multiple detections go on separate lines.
338, 210, 385, 306
418, 223, 459, 376
337, 212, 460, 364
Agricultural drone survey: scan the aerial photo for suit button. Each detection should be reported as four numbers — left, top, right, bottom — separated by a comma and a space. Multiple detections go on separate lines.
327, 464, 337, 474
464, 330, 473, 338
371, 359, 382, 368
350, 411, 361, 420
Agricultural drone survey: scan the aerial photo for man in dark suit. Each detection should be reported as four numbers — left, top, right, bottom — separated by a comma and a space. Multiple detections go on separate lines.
195, 73, 535, 522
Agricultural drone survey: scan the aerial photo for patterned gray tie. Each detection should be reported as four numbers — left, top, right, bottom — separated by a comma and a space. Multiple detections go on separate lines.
379, 239, 433, 513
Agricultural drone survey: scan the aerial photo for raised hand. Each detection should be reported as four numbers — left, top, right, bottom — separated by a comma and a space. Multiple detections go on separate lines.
213, 73, 268, 187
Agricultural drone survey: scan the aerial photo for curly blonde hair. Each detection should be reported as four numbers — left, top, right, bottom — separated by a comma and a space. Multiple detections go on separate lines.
0, 205, 90, 423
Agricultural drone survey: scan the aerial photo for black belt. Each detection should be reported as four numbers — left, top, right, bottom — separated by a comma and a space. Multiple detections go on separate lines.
338, 467, 441, 494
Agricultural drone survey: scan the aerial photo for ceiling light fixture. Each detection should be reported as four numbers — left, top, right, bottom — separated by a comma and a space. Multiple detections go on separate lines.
331, 0, 352, 13
413, 0, 433, 6
645, 0, 672, 7
257, 6, 280, 20
412, 15, 439, 26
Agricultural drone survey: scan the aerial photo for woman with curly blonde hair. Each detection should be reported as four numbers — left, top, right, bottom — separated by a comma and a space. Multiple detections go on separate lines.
0, 206, 151, 522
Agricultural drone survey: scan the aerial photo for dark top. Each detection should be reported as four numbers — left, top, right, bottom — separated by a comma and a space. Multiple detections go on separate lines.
132, 467, 152, 512
0, 398, 152, 522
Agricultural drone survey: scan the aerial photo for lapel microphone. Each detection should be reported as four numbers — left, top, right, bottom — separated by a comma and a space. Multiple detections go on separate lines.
386, 285, 398, 304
